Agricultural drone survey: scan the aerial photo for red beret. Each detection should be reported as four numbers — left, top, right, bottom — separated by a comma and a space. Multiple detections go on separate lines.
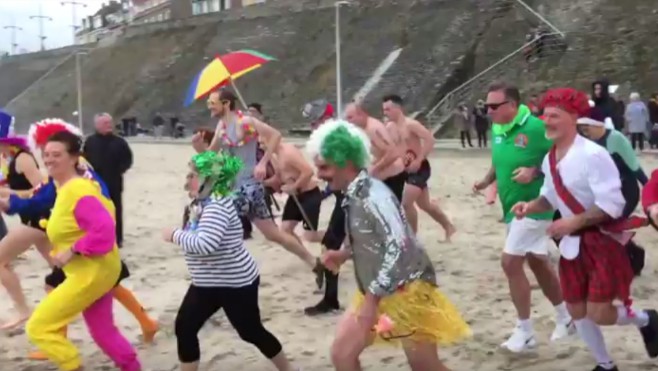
540, 88, 590, 117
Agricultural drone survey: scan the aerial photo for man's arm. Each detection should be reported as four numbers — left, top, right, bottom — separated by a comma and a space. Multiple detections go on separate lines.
118, 138, 133, 175
582, 149, 625, 225
249, 117, 281, 165
407, 120, 434, 159
525, 196, 554, 215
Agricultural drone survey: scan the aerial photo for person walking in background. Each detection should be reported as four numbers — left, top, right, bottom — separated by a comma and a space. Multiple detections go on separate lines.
625, 92, 651, 151
455, 104, 473, 148
152, 112, 164, 139
473, 100, 490, 148
649, 94, 658, 148
592, 79, 624, 131
83, 113, 133, 247
528, 94, 543, 116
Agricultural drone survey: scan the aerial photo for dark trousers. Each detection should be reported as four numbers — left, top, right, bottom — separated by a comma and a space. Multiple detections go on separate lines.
476, 129, 487, 148
319, 194, 346, 307
460, 131, 473, 147
109, 190, 123, 246
631, 133, 645, 150
174, 278, 282, 363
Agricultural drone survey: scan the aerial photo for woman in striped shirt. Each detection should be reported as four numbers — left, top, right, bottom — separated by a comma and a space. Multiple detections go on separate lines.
162, 151, 295, 371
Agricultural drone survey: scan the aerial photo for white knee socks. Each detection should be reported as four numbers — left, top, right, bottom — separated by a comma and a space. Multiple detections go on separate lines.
615, 305, 649, 327
574, 318, 615, 369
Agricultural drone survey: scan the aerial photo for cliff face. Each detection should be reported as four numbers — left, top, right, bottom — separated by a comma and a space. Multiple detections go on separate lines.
2, 0, 491, 132
1, 0, 656, 134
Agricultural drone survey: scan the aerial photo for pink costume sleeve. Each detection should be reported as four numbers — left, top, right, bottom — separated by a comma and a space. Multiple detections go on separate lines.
72, 196, 116, 256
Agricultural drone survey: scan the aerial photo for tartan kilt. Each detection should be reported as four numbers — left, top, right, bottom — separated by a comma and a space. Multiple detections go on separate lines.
559, 229, 634, 304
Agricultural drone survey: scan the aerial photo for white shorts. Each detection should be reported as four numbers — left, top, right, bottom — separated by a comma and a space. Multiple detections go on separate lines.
504, 218, 551, 256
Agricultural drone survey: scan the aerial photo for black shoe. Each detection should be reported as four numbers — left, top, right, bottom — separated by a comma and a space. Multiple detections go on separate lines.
304, 300, 340, 316
591, 364, 618, 371
640, 309, 658, 358
312, 258, 324, 289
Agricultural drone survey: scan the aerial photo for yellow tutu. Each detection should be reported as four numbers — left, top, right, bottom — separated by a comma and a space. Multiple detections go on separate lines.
351, 280, 471, 346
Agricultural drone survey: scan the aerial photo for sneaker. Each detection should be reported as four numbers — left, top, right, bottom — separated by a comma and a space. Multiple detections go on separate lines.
639, 309, 658, 358
550, 319, 576, 341
501, 326, 536, 352
304, 300, 339, 316
592, 364, 618, 371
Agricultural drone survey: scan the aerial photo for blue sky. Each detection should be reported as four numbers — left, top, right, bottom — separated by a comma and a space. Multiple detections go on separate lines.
0, 0, 106, 53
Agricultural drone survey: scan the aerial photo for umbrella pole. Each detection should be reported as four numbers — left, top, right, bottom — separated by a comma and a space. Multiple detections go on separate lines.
229, 78, 249, 110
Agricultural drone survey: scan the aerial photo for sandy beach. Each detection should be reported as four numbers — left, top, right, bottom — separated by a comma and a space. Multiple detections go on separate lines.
1, 142, 658, 371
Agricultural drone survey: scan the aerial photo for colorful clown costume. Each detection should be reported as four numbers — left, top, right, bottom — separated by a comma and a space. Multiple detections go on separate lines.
25, 177, 140, 371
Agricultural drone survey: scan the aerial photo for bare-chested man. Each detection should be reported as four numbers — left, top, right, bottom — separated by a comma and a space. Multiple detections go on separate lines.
192, 90, 324, 287
382, 94, 456, 241
261, 139, 324, 244
344, 102, 407, 201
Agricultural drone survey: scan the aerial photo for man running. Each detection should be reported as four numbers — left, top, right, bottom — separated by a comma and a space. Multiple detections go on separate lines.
308, 119, 470, 371
473, 81, 573, 352
192, 90, 323, 287
261, 138, 324, 244
513, 87, 658, 371
344, 102, 406, 201
301, 99, 342, 315
382, 94, 456, 241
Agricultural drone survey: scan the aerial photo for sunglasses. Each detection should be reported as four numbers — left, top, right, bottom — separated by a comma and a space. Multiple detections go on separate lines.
484, 101, 509, 111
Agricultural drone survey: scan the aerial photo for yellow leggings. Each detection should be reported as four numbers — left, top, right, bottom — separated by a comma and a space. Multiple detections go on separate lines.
26, 261, 139, 371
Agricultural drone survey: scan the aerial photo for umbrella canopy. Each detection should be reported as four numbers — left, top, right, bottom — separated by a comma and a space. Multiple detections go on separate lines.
184, 49, 276, 106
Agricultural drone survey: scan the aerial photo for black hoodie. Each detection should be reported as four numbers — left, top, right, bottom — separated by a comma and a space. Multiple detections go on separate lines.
592, 79, 624, 130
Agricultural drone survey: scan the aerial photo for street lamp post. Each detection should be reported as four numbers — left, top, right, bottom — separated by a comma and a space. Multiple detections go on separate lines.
3, 24, 23, 55
30, 5, 54, 51
75, 51, 88, 132
335, 1, 350, 117
61, 1, 87, 44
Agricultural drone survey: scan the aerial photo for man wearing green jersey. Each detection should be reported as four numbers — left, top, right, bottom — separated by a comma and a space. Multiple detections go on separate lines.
474, 82, 574, 352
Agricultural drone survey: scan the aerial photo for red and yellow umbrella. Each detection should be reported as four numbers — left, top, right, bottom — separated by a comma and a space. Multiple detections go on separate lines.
184, 49, 276, 106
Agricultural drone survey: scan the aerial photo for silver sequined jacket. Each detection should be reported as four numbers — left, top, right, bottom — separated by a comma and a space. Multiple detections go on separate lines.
343, 170, 436, 297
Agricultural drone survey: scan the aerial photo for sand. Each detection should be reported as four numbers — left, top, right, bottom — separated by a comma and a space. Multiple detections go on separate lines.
1, 143, 658, 371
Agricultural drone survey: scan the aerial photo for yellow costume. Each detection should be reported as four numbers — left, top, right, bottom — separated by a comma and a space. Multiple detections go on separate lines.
26, 177, 139, 371
352, 280, 471, 346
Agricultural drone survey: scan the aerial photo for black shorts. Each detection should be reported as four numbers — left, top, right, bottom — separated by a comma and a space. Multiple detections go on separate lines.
321, 192, 346, 251
383, 171, 407, 202
282, 187, 322, 231
45, 260, 131, 288
405, 159, 431, 189
19, 213, 44, 231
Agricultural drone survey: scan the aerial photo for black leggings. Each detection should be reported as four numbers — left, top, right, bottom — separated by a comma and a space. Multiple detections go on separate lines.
631, 133, 645, 151
174, 278, 282, 363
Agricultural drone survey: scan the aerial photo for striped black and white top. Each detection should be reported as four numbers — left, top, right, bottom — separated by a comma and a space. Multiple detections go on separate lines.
173, 197, 259, 288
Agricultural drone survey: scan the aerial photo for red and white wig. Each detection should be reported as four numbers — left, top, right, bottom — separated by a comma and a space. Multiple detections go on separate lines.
28, 118, 82, 152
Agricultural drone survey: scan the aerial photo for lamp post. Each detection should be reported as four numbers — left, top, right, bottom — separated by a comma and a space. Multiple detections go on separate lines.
75, 51, 88, 132
335, 1, 350, 117
61, 1, 87, 44
30, 5, 53, 51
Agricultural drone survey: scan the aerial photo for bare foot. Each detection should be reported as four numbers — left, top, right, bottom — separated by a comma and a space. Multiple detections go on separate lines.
443, 225, 457, 243
0, 312, 29, 330
141, 319, 160, 344
27, 350, 49, 361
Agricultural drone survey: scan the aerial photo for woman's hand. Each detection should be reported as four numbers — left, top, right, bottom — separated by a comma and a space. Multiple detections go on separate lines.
52, 249, 75, 268
162, 227, 176, 243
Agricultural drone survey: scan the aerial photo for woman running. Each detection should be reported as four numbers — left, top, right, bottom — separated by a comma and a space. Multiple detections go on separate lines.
24, 130, 140, 371
0, 109, 51, 330
163, 150, 295, 371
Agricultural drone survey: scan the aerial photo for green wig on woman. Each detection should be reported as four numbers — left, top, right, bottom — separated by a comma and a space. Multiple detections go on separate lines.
305, 119, 372, 169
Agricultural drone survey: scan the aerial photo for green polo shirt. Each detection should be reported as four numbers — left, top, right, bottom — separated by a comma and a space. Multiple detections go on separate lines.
492, 105, 554, 223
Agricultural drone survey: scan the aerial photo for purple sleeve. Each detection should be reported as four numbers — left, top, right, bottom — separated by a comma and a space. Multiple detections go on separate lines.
72, 196, 116, 256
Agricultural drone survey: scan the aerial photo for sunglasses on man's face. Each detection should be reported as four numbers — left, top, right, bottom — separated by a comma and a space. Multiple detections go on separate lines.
484, 101, 509, 111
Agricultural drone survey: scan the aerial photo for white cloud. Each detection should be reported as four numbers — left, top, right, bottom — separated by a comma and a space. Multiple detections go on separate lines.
0, 0, 107, 53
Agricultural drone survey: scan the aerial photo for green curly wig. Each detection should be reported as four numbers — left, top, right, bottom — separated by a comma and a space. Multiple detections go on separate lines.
306, 119, 372, 169
191, 151, 243, 196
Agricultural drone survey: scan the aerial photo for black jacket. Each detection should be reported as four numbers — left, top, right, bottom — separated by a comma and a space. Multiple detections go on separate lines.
592, 79, 624, 131
83, 133, 133, 193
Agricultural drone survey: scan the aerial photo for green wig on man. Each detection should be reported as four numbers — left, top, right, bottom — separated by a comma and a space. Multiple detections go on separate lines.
305, 119, 372, 169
